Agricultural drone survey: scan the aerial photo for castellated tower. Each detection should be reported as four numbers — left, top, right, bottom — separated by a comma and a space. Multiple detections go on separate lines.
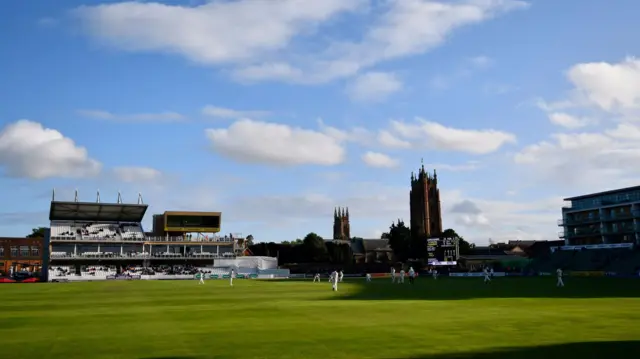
333, 207, 351, 240
410, 160, 443, 239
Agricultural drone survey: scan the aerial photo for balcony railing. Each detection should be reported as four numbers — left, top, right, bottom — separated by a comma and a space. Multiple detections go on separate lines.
557, 228, 602, 239
145, 236, 236, 243
558, 217, 601, 226
49, 252, 237, 260
49, 236, 238, 243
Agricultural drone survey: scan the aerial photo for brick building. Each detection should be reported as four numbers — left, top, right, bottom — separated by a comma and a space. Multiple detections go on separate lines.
0, 237, 44, 275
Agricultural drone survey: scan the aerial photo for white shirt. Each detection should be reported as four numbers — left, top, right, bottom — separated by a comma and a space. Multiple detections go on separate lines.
408, 269, 415, 277
332, 272, 339, 283
339, 271, 344, 278
483, 269, 489, 275
400, 270, 405, 276
557, 269, 563, 277
490, 269, 494, 274
391, 268, 396, 275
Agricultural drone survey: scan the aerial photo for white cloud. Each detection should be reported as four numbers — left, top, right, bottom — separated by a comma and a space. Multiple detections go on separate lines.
548, 112, 593, 129
112, 167, 164, 183
424, 161, 481, 172
202, 105, 270, 120
361, 151, 399, 168
317, 119, 374, 146
514, 129, 640, 189
75, 0, 528, 84
469, 55, 493, 68
0, 120, 101, 179
567, 57, 640, 113
345, 72, 402, 102
377, 130, 411, 148
205, 119, 345, 166
77, 109, 185, 122
386, 118, 517, 154
519, 57, 640, 191
73, 0, 364, 64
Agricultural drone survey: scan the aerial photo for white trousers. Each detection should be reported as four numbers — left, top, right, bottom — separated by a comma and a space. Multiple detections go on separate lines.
557, 277, 564, 287
199, 278, 204, 284
484, 275, 491, 282
230, 278, 233, 286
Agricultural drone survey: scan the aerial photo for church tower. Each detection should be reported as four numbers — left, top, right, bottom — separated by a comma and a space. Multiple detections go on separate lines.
410, 160, 443, 239
333, 207, 351, 240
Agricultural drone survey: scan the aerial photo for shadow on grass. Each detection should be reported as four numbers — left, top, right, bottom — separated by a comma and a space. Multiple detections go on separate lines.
393, 341, 640, 359
329, 277, 640, 301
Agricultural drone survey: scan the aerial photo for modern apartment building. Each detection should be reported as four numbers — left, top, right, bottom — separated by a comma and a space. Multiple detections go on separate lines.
559, 186, 640, 246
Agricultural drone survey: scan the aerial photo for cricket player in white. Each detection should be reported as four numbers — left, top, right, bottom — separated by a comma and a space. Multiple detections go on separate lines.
328, 271, 334, 283
408, 267, 415, 284
365, 273, 372, 282
399, 269, 405, 284
313, 273, 321, 282
556, 268, 564, 287
331, 270, 339, 291
483, 268, 491, 283
391, 268, 396, 283
339, 270, 344, 282
432, 268, 438, 280
490, 268, 494, 278
229, 269, 235, 286
199, 271, 205, 284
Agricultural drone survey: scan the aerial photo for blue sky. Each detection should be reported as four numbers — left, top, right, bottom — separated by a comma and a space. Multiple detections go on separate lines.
2, 0, 640, 244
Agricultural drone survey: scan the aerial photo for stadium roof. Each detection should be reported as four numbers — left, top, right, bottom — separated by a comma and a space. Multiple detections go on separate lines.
564, 185, 640, 201
49, 201, 148, 222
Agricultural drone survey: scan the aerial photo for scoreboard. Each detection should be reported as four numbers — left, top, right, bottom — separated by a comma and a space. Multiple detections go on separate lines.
163, 211, 221, 233
427, 237, 459, 265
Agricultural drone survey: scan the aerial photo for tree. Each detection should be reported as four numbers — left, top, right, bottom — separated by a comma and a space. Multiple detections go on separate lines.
384, 220, 411, 261
442, 228, 473, 255
27, 227, 47, 238
302, 232, 329, 262
245, 235, 254, 247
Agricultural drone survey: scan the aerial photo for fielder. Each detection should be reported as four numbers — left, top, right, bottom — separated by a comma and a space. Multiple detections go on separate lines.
365, 273, 372, 282
483, 267, 491, 283
408, 267, 415, 284
313, 273, 321, 282
556, 268, 564, 287
399, 269, 405, 284
199, 271, 205, 284
229, 269, 235, 286
331, 270, 339, 291
328, 271, 334, 283
391, 267, 397, 283
432, 268, 438, 280
339, 270, 344, 282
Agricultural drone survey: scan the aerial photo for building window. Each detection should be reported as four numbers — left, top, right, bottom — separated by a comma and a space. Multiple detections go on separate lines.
0, 247, 4, 257
31, 247, 39, 256
10, 246, 18, 257
20, 246, 29, 257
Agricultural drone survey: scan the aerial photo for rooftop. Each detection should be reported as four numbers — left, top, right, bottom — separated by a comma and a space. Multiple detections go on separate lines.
49, 201, 148, 222
564, 185, 640, 201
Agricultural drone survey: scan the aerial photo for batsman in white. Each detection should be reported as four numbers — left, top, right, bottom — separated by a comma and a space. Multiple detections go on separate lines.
483, 267, 491, 283
556, 268, 565, 287
313, 273, 321, 282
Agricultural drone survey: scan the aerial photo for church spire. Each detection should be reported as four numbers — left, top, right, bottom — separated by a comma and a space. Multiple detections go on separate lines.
334, 207, 337, 218
346, 207, 349, 218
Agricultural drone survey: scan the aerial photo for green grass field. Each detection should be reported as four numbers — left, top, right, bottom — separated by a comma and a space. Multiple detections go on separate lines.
2, 277, 640, 359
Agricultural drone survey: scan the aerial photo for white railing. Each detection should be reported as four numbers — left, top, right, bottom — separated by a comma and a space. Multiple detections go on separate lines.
50, 252, 236, 260
145, 236, 235, 243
